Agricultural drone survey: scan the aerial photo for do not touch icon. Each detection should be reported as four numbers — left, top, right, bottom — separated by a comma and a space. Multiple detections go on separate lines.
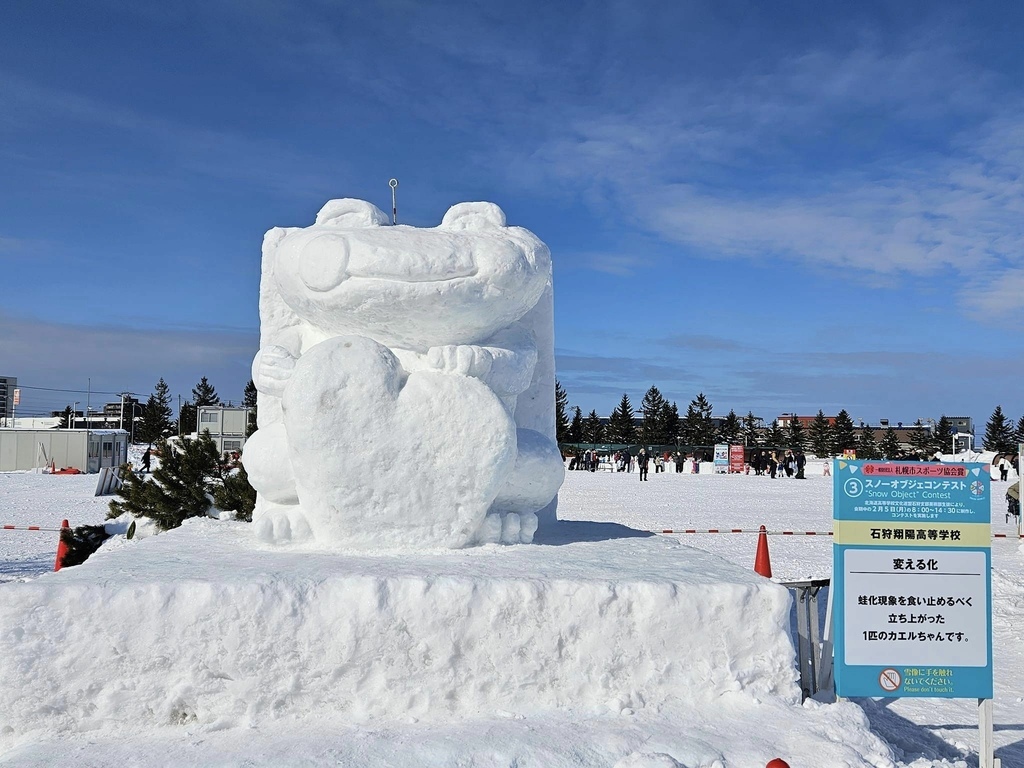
879, 668, 901, 692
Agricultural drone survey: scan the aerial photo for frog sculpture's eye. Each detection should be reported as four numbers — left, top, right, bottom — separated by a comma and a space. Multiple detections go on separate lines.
299, 234, 349, 292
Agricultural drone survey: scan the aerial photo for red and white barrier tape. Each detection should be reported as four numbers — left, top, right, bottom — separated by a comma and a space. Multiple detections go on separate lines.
657, 528, 831, 535
2, 524, 66, 532
656, 528, 1022, 539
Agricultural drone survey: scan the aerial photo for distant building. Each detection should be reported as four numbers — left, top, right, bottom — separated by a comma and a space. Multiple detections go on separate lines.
946, 416, 974, 435
102, 396, 141, 422
777, 414, 836, 428
197, 405, 252, 455
0, 428, 128, 473
0, 376, 16, 426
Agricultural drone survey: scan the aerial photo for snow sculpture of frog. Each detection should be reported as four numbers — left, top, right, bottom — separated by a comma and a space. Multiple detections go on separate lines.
243, 198, 564, 548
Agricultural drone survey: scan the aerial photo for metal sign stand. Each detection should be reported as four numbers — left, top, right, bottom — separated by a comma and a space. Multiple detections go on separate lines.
818, 580, 835, 697
979, 698, 999, 767
784, 578, 829, 701
818, 585, 996, 764
389, 178, 399, 224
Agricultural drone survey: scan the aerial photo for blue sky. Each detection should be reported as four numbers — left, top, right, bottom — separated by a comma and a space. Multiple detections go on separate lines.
2, 0, 1022, 429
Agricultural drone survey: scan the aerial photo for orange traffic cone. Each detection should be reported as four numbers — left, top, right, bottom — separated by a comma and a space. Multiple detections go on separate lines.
754, 524, 772, 578
54, 519, 70, 571
765, 760, 790, 768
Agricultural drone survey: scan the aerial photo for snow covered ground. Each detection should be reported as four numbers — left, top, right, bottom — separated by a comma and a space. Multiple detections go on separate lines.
1, 460, 1022, 767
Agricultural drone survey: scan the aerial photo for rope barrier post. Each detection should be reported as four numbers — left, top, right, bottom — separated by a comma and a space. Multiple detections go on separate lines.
54, 519, 70, 571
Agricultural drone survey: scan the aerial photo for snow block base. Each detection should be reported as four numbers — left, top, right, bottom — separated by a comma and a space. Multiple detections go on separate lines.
0, 519, 798, 739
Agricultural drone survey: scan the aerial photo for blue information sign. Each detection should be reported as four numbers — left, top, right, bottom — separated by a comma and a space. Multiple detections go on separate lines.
833, 460, 993, 698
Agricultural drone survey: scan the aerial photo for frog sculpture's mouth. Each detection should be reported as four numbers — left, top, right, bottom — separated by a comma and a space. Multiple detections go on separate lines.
297, 229, 482, 293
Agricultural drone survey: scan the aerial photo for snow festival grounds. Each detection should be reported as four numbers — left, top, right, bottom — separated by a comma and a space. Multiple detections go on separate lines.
2, 466, 1023, 767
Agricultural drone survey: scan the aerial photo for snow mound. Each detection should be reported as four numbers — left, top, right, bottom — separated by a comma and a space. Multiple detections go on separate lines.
1, 519, 798, 742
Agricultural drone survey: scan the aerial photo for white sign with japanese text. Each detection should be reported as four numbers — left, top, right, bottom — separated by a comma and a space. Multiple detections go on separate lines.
843, 547, 988, 667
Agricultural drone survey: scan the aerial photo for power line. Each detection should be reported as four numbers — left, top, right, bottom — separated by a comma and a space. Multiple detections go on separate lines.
14, 384, 136, 396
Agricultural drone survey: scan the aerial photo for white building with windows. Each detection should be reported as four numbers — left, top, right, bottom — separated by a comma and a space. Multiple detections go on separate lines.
196, 406, 251, 455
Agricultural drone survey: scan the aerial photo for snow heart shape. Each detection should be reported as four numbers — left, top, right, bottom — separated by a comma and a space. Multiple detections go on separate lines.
278, 335, 518, 548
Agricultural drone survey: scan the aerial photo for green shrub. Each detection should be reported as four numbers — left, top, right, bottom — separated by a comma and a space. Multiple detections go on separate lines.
108, 432, 252, 531
214, 464, 256, 522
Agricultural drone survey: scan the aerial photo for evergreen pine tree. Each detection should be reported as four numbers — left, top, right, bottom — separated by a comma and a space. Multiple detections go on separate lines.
932, 416, 954, 456
682, 393, 715, 448
787, 416, 807, 451
582, 409, 605, 444
830, 410, 857, 455
608, 394, 637, 444
661, 402, 681, 446
178, 401, 196, 437
243, 379, 258, 437
640, 386, 668, 445
763, 419, 786, 449
193, 377, 221, 407
1016, 415, 1024, 446
879, 427, 902, 459
808, 410, 833, 458
568, 406, 584, 443
213, 462, 257, 522
554, 380, 571, 443
907, 419, 933, 457
856, 426, 880, 459
137, 378, 174, 445
983, 405, 1015, 453
742, 411, 762, 447
109, 433, 223, 530
717, 409, 742, 444
58, 405, 73, 429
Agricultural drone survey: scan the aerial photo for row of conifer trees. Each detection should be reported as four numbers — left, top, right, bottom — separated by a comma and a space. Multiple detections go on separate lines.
555, 381, 1024, 459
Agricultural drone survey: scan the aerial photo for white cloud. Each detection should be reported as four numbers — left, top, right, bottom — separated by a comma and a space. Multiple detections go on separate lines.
501, 37, 1024, 324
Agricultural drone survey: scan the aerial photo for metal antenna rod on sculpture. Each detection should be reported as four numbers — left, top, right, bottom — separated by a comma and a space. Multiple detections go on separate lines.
389, 178, 399, 224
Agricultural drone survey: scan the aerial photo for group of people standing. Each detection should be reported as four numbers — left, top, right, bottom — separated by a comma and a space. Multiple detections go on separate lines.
566, 448, 699, 479
749, 449, 807, 479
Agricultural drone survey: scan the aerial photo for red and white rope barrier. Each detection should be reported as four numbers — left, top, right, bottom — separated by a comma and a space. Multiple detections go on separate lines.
655, 528, 1022, 539
657, 528, 831, 535
0, 519, 72, 570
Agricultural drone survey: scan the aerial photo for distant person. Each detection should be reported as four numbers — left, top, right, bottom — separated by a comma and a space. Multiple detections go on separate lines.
783, 450, 795, 478
795, 450, 807, 479
637, 449, 649, 481
997, 455, 1010, 481
823, 459, 832, 477
141, 447, 152, 473
1007, 481, 1020, 524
